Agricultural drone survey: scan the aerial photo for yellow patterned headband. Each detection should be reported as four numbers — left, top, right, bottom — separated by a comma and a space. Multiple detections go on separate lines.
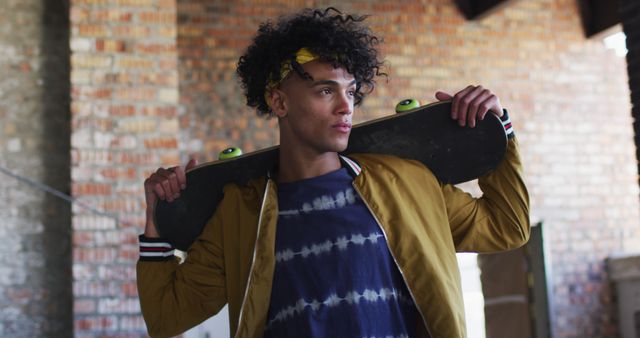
265, 48, 320, 103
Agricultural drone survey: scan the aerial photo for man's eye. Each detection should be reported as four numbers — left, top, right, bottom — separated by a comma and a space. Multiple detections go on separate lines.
348, 89, 356, 97
321, 88, 332, 95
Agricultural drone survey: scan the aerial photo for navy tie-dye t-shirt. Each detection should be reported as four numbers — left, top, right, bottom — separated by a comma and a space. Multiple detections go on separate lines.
263, 168, 418, 338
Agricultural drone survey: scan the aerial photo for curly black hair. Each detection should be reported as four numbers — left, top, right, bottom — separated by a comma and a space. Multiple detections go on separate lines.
237, 7, 385, 117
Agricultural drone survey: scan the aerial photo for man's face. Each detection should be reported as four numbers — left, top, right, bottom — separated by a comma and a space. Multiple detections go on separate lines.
275, 60, 356, 155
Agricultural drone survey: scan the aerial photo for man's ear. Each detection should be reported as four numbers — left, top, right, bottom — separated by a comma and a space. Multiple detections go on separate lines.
268, 89, 288, 118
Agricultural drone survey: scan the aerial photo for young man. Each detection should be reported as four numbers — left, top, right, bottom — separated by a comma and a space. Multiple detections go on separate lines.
137, 8, 529, 338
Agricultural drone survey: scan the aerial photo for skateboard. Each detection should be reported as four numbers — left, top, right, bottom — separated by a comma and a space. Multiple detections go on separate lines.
155, 100, 508, 250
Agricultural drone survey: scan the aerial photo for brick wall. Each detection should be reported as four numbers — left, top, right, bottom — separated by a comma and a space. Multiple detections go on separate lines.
177, 0, 639, 337
0, 0, 73, 337
6, 0, 623, 336
0, 0, 631, 337
69, 0, 179, 336
177, 1, 280, 160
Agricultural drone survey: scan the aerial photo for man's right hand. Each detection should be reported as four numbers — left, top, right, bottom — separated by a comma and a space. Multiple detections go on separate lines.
143, 159, 197, 238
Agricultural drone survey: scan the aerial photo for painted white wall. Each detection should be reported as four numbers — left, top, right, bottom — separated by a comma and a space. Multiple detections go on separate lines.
457, 252, 487, 338
184, 305, 230, 338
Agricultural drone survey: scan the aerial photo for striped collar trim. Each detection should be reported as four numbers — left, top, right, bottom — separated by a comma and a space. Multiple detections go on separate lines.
339, 155, 362, 177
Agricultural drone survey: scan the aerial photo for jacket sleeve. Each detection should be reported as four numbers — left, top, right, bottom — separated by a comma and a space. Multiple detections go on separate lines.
136, 205, 228, 337
442, 134, 531, 253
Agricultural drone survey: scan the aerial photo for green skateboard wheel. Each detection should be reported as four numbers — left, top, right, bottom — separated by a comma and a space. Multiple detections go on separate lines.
218, 147, 243, 160
395, 99, 420, 113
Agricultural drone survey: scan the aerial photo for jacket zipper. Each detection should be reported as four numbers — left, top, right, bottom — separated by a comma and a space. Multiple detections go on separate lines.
234, 179, 272, 338
352, 183, 434, 338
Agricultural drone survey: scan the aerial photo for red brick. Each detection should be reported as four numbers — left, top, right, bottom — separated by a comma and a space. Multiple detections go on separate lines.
74, 248, 119, 264
158, 26, 177, 38
112, 26, 150, 38
74, 316, 118, 331
72, 182, 112, 196
71, 0, 109, 4
98, 265, 136, 280
156, 0, 175, 8
101, 198, 142, 213
143, 137, 178, 149
74, 281, 120, 297
117, 247, 139, 262
74, 299, 96, 314
114, 56, 154, 69
107, 105, 136, 116
93, 9, 133, 23
179, 26, 203, 37
119, 315, 147, 331
138, 11, 176, 24
113, 87, 156, 101
71, 149, 113, 165
160, 153, 181, 166
117, 152, 156, 165
71, 102, 93, 117
73, 231, 93, 247
98, 298, 140, 314
158, 58, 177, 70
99, 167, 137, 180
115, 118, 157, 133
71, 54, 112, 69
116, 215, 145, 228
70, 7, 90, 22
95, 39, 127, 52
135, 42, 176, 54
72, 215, 117, 231
140, 105, 177, 117
77, 24, 109, 37
92, 72, 133, 85
120, 282, 138, 297
139, 72, 177, 86
73, 264, 96, 281
115, 0, 153, 6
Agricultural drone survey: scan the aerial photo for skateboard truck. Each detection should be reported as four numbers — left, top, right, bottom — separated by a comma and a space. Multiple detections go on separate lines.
219, 147, 243, 160
395, 99, 421, 113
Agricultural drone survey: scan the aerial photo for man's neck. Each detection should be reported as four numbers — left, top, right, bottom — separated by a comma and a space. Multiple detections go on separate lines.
277, 145, 342, 183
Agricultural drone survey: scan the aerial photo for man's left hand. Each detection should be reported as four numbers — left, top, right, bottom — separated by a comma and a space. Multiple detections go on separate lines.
435, 85, 503, 128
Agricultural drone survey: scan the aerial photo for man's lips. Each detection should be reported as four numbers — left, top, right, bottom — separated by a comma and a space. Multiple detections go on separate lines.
332, 122, 352, 132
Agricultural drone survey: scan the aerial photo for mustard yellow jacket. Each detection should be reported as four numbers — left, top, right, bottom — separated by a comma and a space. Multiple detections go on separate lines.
137, 138, 530, 338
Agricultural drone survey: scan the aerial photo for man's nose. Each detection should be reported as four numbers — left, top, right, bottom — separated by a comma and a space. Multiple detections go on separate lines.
336, 92, 353, 115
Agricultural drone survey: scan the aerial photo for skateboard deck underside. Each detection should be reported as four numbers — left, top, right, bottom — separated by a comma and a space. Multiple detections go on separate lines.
155, 101, 507, 250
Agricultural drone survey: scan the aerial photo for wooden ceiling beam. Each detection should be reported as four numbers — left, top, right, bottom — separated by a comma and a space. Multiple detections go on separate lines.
577, 0, 621, 37
454, 0, 514, 20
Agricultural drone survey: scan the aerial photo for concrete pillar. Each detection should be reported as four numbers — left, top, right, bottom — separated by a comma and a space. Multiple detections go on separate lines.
0, 0, 72, 336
